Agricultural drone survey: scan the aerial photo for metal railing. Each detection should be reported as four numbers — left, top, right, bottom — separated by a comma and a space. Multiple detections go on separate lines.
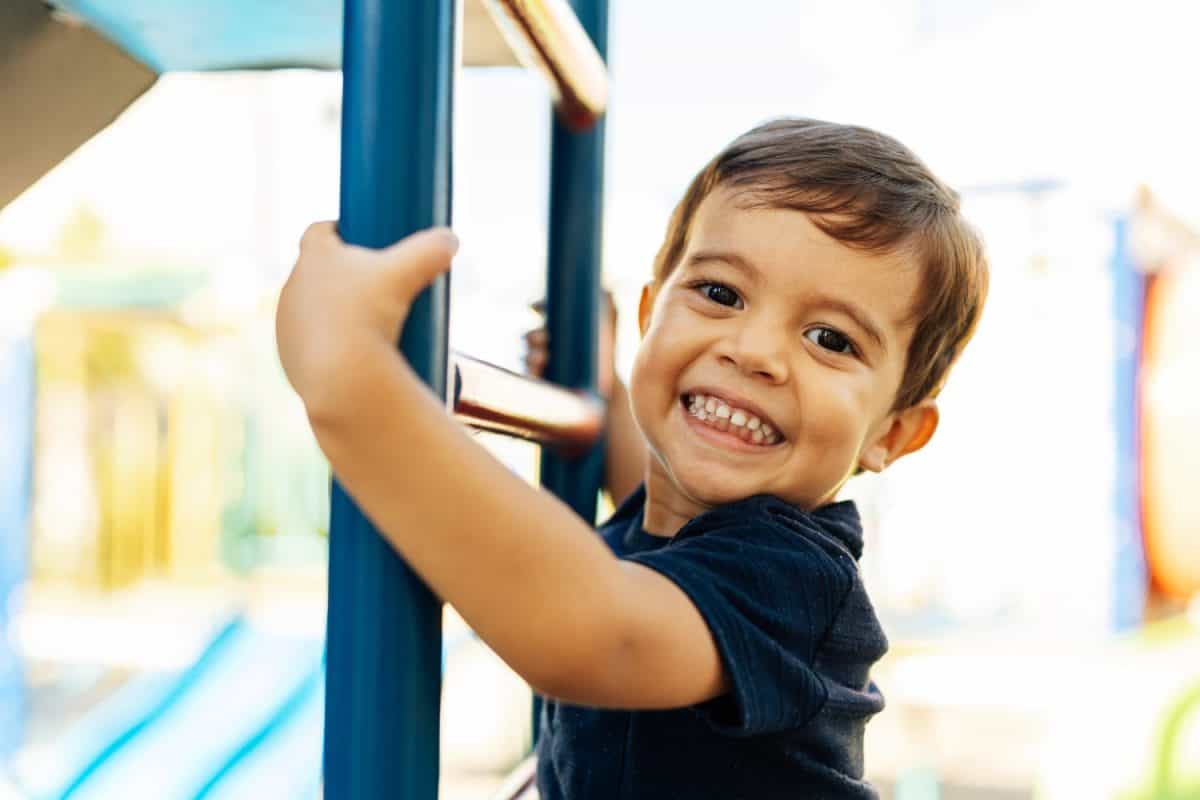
326, 1, 609, 797
483, 0, 609, 129
453, 352, 605, 450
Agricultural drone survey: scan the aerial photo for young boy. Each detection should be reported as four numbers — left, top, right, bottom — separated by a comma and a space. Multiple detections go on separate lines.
276, 118, 988, 798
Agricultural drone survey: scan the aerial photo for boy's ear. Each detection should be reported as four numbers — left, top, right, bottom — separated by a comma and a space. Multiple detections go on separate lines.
858, 400, 939, 473
637, 281, 659, 337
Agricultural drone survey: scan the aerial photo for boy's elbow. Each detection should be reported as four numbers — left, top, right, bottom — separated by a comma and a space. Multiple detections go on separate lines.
304, 400, 357, 465
524, 624, 638, 708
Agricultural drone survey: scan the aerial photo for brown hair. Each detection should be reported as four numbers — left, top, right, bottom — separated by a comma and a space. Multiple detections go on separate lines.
652, 118, 988, 410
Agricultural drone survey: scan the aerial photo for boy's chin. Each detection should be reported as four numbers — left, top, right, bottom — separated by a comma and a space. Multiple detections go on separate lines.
669, 466, 833, 511
671, 468, 770, 508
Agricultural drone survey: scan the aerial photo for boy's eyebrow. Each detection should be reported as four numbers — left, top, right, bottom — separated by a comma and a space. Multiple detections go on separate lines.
686, 249, 763, 286
812, 295, 888, 353
686, 249, 888, 353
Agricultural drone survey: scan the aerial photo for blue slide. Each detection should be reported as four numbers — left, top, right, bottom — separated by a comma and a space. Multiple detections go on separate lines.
38, 617, 326, 800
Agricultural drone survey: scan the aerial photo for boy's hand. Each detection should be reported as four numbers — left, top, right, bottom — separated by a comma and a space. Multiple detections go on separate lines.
524, 290, 647, 506
523, 289, 617, 397
277, 231, 720, 709
276, 221, 459, 415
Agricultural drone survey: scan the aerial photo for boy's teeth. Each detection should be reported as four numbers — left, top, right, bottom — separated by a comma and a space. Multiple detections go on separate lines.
685, 393, 779, 446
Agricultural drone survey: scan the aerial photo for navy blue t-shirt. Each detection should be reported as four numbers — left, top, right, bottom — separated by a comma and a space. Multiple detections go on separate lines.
536, 486, 889, 799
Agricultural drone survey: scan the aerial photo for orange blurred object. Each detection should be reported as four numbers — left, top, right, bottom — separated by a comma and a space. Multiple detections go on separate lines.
1141, 263, 1200, 601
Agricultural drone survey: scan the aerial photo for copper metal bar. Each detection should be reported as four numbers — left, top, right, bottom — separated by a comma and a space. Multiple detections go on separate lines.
480, 0, 609, 130
451, 351, 604, 450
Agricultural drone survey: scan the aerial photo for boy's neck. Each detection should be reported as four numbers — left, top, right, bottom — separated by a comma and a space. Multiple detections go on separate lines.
641, 461, 712, 538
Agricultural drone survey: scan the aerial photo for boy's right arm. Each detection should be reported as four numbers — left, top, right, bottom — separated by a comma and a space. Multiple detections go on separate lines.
279, 225, 727, 710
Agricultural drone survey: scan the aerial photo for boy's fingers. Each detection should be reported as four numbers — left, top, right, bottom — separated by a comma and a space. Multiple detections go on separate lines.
299, 220, 338, 252
524, 328, 548, 346
379, 227, 460, 296
530, 292, 614, 323
604, 289, 618, 324
524, 351, 547, 377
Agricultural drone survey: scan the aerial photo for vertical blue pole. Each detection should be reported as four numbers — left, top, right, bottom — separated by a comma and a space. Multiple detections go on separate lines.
1110, 215, 1146, 632
326, 1, 455, 798
0, 334, 32, 758
536, 0, 609, 740
540, 0, 609, 524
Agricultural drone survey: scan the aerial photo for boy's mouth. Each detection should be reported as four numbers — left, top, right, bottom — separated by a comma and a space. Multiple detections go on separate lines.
681, 393, 783, 446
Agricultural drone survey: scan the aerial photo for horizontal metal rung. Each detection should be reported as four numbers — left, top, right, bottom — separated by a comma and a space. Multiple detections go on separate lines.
451, 351, 604, 449
480, 0, 608, 130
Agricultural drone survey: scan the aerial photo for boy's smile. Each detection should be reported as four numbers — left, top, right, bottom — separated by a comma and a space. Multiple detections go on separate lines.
683, 390, 783, 448
629, 185, 934, 535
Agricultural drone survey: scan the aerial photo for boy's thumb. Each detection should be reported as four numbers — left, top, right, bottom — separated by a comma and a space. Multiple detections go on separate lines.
381, 227, 459, 295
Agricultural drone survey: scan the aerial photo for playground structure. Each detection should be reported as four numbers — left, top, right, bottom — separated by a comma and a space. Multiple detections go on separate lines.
4, 0, 612, 797
328, 1, 609, 796
3, 1, 1200, 798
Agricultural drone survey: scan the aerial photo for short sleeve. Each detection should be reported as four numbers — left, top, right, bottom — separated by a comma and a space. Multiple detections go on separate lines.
625, 516, 853, 737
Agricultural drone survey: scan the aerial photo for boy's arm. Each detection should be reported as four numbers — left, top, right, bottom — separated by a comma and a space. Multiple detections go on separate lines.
311, 348, 721, 708
281, 224, 724, 709
603, 378, 647, 507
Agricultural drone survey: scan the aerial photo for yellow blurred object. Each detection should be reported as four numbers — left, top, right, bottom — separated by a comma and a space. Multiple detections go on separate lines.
32, 310, 232, 590
161, 389, 225, 580
94, 387, 161, 587
54, 204, 109, 263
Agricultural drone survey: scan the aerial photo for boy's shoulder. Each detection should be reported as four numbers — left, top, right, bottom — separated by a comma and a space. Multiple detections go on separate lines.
678, 493, 866, 565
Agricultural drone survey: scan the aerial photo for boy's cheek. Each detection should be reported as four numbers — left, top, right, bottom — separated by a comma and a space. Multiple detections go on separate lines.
624, 376, 660, 449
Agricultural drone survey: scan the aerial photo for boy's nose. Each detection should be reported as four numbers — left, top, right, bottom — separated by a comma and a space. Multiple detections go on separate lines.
716, 322, 789, 384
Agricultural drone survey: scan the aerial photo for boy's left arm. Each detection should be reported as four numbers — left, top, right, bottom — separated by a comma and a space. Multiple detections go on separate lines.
277, 223, 726, 709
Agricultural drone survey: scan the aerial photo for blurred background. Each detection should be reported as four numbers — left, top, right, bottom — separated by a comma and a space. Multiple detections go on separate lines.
2, 0, 1200, 798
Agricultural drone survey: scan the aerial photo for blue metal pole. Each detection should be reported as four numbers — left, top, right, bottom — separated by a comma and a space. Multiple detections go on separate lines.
1109, 216, 1146, 632
536, 0, 608, 739
540, 0, 608, 523
326, 1, 454, 798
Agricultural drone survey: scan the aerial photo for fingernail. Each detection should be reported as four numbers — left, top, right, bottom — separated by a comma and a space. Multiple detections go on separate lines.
443, 229, 460, 254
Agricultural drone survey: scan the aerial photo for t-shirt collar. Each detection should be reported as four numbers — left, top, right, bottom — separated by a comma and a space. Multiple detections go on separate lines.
608, 485, 865, 560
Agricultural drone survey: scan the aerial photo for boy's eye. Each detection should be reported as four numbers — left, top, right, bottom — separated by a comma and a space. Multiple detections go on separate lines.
699, 282, 742, 308
805, 327, 855, 355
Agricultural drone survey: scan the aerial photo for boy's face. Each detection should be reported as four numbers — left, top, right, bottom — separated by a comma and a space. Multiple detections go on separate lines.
630, 185, 935, 513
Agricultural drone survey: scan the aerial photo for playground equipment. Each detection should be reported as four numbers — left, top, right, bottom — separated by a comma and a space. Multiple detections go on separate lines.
0, 302, 34, 759
5, 0, 610, 797
21, 616, 325, 800
330, 2, 608, 796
